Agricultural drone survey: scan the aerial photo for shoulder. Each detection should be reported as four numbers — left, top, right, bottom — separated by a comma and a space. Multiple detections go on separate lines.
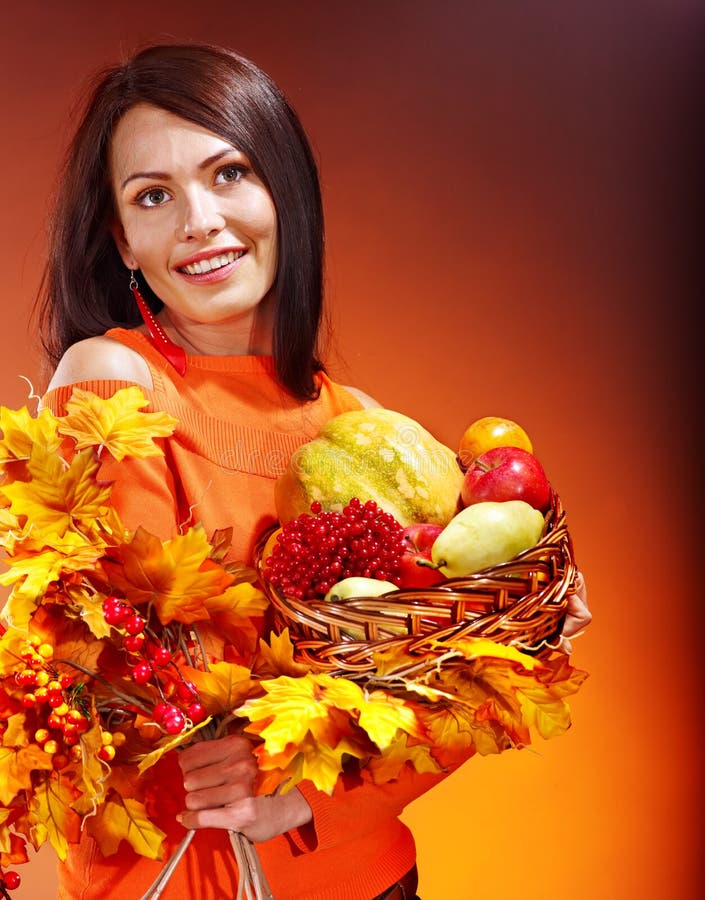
45, 334, 153, 391
340, 385, 381, 409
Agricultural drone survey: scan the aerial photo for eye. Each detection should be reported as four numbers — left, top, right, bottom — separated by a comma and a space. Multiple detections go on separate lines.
215, 164, 247, 185
135, 187, 171, 208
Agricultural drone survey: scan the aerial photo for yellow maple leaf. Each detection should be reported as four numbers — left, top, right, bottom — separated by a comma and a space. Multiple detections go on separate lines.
1, 445, 111, 539
72, 732, 110, 817
0, 744, 55, 806
255, 628, 311, 678
0, 405, 61, 462
29, 774, 82, 861
136, 717, 213, 775
103, 525, 234, 624
238, 673, 366, 756
86, 795, 166, 859
58, 386, 177, 461
357, 690, 422, 750
0, 543, 104, 629
297, 734, 367, 795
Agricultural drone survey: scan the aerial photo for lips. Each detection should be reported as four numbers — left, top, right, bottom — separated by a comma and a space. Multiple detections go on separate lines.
177, 249, 245, 275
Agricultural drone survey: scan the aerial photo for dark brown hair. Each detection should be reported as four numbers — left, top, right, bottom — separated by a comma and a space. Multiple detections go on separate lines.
36, 42, 325, 399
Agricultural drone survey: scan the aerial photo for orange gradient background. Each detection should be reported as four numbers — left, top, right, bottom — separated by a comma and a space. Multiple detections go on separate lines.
1, 2, 702, 898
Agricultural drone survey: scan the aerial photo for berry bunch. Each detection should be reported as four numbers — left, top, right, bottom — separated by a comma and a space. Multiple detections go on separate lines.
13, 637, 96, 770
265, 498, 405, 599
102, 596, 207, 735
0, 869, 21, 897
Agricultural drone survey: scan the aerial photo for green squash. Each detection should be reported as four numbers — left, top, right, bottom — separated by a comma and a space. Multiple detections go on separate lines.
275, 408, 463, 526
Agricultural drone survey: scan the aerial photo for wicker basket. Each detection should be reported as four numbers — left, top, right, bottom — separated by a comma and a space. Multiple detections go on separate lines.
255, 491, 577, 677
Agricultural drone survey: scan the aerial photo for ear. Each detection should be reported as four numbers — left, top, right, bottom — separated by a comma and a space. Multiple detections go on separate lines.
110, 220, 138, 270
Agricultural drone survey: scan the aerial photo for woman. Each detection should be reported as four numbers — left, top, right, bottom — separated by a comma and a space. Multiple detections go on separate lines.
38, 42, 590, 899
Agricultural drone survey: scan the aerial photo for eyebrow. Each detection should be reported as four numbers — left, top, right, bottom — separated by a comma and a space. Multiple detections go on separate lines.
119, 147, 241, 191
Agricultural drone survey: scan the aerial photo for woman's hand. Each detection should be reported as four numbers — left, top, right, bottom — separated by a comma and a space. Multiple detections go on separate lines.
176, 734, 312, 842
561, 571, 592, 654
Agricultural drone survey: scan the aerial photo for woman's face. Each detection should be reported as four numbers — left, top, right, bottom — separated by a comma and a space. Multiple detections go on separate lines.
109, 104, 278, 344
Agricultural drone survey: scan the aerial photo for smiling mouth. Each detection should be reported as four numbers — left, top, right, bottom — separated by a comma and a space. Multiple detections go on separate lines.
179, 250, 245, 275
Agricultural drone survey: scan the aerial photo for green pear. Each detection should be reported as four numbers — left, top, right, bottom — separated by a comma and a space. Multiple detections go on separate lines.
324, 577, 398, 602
432, 501, 545, 577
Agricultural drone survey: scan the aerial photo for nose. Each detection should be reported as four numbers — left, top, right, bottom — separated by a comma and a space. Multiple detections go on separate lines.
176, 190, 225, 241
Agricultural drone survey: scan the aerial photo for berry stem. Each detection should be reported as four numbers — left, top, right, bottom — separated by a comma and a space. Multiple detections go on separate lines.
54, 658, 153, 715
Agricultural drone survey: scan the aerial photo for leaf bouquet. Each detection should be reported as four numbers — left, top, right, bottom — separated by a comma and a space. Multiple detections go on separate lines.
0, 388, 275, 899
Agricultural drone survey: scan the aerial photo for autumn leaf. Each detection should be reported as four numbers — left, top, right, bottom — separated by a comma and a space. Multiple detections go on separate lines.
0, 744, 55, 806
255, 628, 311, 678
0, 405, 61, 462
29, 774, 82, 861
204, 582, 268, 618
1, 445, 111, 539
0, 543, 105, 629
2, 712, 29, 748
137, 717, 213, 775
296, 735, 367, 795
356, 690, 422, 750
366, 733, 442, 785
58, 386, 178, 461
103, 525, 234, 624
184, 660, 255, 716
238, 674, 366, 755
85, 794, 165, 859
0, 830, 28, 867
72, 715, 111, 816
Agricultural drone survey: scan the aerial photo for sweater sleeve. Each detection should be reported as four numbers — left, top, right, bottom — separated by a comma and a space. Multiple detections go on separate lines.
288, 748, 472, 853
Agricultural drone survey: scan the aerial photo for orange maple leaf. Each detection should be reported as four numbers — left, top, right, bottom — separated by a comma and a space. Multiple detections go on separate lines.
102, 525, 234, 624
183, 659, 256, 717
58, 386, 177, 461
0, 744, 55, 806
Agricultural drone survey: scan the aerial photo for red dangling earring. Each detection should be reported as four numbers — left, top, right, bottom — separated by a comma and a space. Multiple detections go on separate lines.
130, 272, 187, 376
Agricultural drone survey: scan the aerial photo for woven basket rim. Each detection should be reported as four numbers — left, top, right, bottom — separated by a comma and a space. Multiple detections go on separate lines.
255, 492, 576, 673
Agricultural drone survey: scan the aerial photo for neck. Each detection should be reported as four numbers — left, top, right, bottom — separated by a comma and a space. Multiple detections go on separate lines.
156, 297, 275, 357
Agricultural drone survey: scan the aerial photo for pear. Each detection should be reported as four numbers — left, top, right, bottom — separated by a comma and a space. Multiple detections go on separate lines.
324, 577, 398, 602
432, 501, 545, 577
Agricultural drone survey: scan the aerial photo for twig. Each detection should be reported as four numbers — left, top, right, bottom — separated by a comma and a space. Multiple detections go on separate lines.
137, 829, 195, 900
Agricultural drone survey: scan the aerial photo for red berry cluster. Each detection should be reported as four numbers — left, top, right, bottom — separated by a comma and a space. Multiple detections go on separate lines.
265, 498, 405, 599
0, 869, 21, 896
13, 638, 91, 769
102, 596, 207, 735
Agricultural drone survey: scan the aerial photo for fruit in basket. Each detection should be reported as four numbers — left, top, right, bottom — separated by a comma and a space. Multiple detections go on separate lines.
458, 416, 533, 468
461, 446, 551, 512
431, 500, 545, 577
398, 523, 446, 588
263, 498, 405, 599
324, 577, 398, 602
274, 409, 463, 527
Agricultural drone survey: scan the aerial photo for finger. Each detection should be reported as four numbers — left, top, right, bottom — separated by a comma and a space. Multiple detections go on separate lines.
179, 734, 253, 774
184, 781, 254, 811
182, 754, 257, 792
178, 797, 259, 834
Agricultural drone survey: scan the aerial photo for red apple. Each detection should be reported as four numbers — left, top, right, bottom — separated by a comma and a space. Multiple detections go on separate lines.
461, 446, 551, 511
398, 524, 446, 588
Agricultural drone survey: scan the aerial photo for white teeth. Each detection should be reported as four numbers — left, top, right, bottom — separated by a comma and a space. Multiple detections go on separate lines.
182, 250, 243, 275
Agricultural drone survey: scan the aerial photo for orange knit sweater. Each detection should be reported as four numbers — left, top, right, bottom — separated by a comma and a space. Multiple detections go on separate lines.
42, 329, 457, 900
